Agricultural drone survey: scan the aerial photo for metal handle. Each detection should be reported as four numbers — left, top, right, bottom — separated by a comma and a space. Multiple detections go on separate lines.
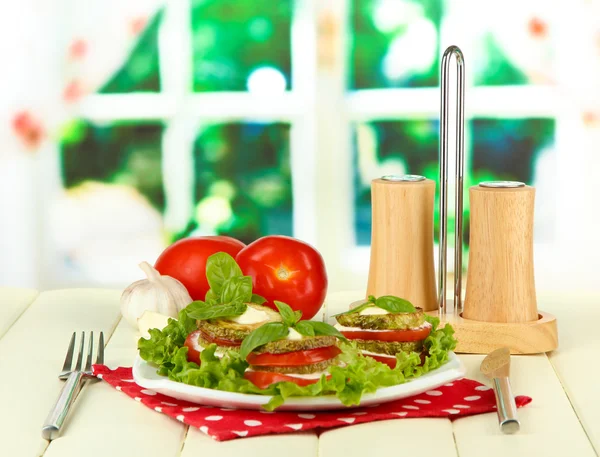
493, 377, 520, 434
42, 371, 84, 440
438, 45, 465, 316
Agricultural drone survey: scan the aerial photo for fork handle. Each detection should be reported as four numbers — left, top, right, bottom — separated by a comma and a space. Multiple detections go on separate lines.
42, 371, 84, 440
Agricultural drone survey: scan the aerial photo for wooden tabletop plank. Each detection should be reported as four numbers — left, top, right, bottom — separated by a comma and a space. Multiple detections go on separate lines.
319, 419, 457, 457
0, 289, 122, 457
0, 287, 38, 340
543, 292, 600, 455
453, 354, 596, 457
43, 311, 187, 457
182, 430, 318, 457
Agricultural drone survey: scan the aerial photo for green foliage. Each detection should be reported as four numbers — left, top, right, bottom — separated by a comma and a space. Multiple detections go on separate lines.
100, 11, 163, 93
60, 122, 166, 211
191, 0, 292, 91
474, 35, 529, 86
351, 0, 442, 89
193, 122, 292, 243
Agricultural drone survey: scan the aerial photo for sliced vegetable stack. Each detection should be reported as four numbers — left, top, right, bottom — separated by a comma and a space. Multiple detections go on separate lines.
185, 304, 281, 363
182, 252, 281, 364
240, 302, 345, 388
334, 295, 431, 369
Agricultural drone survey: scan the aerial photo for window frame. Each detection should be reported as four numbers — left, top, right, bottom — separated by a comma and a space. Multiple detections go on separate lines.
40, 0, 576, 292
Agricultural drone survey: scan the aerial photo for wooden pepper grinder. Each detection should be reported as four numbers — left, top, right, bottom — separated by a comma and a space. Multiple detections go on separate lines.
366, 175, 437, 312
464, 182, 538, 323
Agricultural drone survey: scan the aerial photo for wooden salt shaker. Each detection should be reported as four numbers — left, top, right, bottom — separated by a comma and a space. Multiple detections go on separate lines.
463, 182, 538, 323
366, 175, 437, 311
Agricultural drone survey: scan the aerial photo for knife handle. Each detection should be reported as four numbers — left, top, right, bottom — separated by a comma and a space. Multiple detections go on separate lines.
42, 371, 84, 440
492, 377, 520, 434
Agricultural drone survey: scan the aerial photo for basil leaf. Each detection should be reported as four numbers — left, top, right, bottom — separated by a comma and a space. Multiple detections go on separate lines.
275, 301, 300, 327
187, 302, 247, 321
204, 289, 219, 305
240, 322, 289, 360
375, 295, 416, 313
221, 276, 252, 304
206, 252, 243, 296
333, 301, 372, 317
294, 321, 315, 337
251, 294, 267, 305
300, 321, 346, 340
184, 300, 209, 316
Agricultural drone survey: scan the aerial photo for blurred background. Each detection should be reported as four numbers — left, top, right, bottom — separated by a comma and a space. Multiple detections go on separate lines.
1, 0, 600, 293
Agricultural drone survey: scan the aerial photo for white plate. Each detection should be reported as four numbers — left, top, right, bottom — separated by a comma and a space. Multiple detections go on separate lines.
133, 352, 466, 411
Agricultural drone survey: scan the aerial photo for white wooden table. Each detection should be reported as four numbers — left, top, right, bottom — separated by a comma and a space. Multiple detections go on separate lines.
1, 287, 598, 457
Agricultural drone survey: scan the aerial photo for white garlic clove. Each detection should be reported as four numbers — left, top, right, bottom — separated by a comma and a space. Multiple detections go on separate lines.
120, 261, 193, 328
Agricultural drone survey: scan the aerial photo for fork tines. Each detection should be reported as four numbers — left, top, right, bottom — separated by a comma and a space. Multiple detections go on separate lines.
60, 331, 105, 379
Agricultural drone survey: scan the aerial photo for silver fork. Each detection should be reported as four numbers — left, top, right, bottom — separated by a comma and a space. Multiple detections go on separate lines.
42, 331, 104, 440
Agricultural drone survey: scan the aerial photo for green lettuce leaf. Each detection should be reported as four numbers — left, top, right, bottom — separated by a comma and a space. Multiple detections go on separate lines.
137, 309, 196, 375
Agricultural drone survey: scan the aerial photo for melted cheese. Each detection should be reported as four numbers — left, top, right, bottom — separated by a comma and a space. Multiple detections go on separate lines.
286, 327, 304, 341
359, 306, 389, 315
229, 306, 269, 325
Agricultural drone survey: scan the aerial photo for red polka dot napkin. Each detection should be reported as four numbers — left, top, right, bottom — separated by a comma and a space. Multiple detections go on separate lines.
92, 365, 531, 441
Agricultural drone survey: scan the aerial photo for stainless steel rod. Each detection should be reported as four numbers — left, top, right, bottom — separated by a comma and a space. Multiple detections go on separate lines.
438, 45, 465, 316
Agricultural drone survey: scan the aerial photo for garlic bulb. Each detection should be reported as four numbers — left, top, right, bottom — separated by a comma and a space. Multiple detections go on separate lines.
120, 261, 193, 327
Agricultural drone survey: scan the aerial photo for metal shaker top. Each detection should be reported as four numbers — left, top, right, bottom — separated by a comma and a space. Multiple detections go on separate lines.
381, 174, 426, 182
479, 181, 526, 188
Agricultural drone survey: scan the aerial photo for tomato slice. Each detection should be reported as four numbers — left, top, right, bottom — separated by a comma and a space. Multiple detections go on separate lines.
244, 370, 330, 389
341, 325, 431, 342
184, 330, 203, 364
365, 353, 397, 369
198, 328, 241, 347
246, 345, 341, 366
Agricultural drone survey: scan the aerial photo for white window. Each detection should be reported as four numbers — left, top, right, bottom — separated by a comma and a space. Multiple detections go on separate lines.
5, 0, 598, 292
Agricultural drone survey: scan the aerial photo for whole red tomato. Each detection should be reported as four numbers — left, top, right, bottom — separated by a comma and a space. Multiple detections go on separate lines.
154, 236, 246, 300
236, 235, 327, 320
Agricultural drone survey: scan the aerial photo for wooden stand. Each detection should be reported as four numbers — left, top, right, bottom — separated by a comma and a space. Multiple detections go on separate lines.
366, 177, 437, 312
429, 308, 558, 355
